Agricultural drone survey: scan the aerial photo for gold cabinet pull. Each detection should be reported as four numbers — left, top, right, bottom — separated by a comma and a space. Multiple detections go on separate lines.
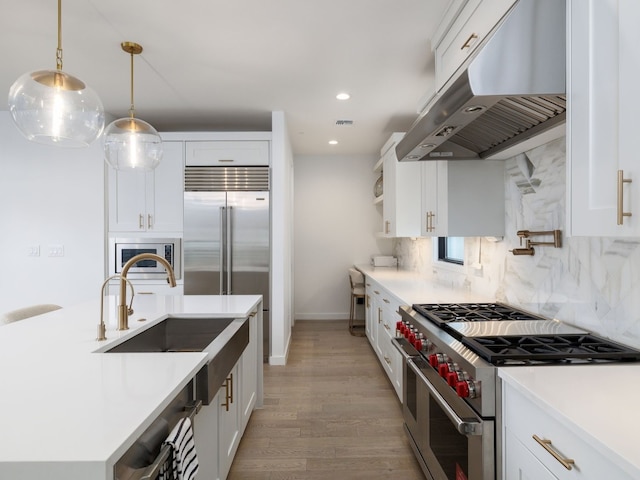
532, 435, 575, 470
383, 299, 390, 304
148, 214, 153, 229
378, 307, 382, 324
366, 295, 370, 308
461, 33, 479, 50
425, 211, 436, 232
385, 220, 390, 234
617, 170, 632, 225
221, 373, 233, 411
139, 214, 144, 229
374, 290, 380, 295
383, 356, 391, 365
221, 377, 230, 411
383, 323, 391, 331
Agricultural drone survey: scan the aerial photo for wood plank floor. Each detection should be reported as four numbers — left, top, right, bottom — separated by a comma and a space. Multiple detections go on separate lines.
228, 320, 425, 480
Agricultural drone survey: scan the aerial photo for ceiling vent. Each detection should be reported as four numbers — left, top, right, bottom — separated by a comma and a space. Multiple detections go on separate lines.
335, 119, 354, 126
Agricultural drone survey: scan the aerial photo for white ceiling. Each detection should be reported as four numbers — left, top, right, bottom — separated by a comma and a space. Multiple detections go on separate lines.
0, 0, 449, 156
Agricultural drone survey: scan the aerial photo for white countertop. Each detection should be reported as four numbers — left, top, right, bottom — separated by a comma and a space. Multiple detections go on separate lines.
355, 264, 487, 304
499, 365, 640, 477
0, 294, 261, 480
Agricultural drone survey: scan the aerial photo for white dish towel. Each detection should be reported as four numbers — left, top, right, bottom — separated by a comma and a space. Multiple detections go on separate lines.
159, 416, 199, 480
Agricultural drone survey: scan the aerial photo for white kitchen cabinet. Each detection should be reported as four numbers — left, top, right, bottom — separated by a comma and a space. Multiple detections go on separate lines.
193, 312, 258, 480
365, 280, 376, 344
218, 361, 241, 480
432, 0, 517, 91
108, 141, 184, 233
504, 428, 557, 480
378, 133, 421, 238
239, 309, 258, 432
567, 0, 640, 236
186, 140, 269, 166
364, 275, 402, 401
420, 160, 504, 237
378, 297, 402, 399
502, 380, 632, 480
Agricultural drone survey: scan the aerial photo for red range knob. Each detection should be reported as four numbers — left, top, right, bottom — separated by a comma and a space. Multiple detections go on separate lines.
396, 321, 403, 335
408, 329, 416, 344
428, 354, 440, 367
438, 363, 450, 377
456, 381, 470, 398
414, 338, 423, 351
404, 326, 412, 340
447, 372, 459, 387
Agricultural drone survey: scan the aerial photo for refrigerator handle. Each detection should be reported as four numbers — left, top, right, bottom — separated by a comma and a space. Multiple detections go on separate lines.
220, 206, 226, 294
227, 206, 233, 294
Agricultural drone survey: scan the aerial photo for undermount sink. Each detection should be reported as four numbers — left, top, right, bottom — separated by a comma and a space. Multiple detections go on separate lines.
105, 316, 249, 405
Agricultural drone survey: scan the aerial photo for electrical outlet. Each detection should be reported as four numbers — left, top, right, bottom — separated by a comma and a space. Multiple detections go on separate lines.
27, 245, 40, 257
48, 244, 64, 257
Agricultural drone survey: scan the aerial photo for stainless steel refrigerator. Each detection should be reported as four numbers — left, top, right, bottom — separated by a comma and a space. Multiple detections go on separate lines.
184, 166, 270, 361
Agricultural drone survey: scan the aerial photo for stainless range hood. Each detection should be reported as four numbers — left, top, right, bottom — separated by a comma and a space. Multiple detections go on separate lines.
396, 0, 566, 162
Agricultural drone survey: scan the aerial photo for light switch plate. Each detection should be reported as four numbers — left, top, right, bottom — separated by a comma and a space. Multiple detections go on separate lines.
48, 244, 64, 257
28, 245, 40, 257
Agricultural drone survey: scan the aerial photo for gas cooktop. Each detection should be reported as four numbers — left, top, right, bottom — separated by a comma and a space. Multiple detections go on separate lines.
462, 334, 640, 365
412, 302, 546, 326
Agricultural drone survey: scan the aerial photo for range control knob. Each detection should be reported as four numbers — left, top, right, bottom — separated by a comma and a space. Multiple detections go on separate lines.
405, 327, 413, 341
395, 321, 403, 336
428, 353, 447, 368
456, 379, 480, 399
408, 329, 415, 346
414, 333, 429, 352
438, 361, 458, 378
447, 370, 468, 387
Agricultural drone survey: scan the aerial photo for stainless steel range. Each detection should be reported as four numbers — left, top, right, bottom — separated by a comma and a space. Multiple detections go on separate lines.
393, 302, 640, 480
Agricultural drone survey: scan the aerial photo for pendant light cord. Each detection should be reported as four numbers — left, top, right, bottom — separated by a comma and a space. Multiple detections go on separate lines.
56, 0, 63, 71
129, 50, 135, 119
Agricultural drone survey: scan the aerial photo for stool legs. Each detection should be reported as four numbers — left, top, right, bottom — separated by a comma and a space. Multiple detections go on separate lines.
349, 293, 365, 336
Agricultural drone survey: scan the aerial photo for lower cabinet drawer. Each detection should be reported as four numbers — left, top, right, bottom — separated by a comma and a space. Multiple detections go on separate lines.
503, 383, 632, 479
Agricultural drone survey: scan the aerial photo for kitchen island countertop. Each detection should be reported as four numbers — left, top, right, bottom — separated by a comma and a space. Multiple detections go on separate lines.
0, 294, 261, 480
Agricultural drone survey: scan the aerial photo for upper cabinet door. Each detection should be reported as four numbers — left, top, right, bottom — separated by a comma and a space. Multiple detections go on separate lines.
108, 141, 184, 233
380, 133, 422, 238
568, 0, 640, 236
432, 0, 517, 92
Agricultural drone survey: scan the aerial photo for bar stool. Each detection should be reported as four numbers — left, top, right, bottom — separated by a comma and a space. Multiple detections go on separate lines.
348, 268, 366, 336
1, 304, 62, 325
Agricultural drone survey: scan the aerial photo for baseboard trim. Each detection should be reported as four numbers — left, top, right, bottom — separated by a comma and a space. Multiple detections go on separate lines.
294, 313, 352, 321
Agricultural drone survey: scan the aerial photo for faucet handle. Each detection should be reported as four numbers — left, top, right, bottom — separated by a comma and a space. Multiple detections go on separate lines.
516, 230, 530, 245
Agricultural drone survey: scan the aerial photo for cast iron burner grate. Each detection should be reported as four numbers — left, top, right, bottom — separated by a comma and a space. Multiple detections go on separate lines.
412, 302, 546, 326
462, 334, 640, 365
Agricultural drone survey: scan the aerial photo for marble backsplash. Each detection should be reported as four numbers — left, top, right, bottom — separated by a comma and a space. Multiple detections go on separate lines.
395, 137, 640, 349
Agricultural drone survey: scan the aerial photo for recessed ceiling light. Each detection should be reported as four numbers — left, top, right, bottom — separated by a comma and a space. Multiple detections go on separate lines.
328, 140, 338, 145
336, 93, 350, 100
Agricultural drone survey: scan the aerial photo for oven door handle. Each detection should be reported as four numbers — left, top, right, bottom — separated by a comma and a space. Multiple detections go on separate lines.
407, 357, 483, 436
391, 337, 418, 361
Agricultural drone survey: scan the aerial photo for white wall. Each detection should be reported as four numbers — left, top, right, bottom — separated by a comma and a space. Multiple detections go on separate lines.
270, 112, 295, 364
0, 112, 105, 312
293, 154, 393, 320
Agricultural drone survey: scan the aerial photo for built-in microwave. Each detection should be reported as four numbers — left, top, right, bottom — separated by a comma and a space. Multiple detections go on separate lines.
109, 238, 182, 280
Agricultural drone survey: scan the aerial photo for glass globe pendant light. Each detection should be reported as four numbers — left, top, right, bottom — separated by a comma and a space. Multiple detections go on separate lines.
103, 42, 162, 171
7, 0, 104, 147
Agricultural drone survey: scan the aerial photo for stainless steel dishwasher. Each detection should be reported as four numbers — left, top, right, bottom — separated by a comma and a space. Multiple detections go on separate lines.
114, 380, 201, 480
